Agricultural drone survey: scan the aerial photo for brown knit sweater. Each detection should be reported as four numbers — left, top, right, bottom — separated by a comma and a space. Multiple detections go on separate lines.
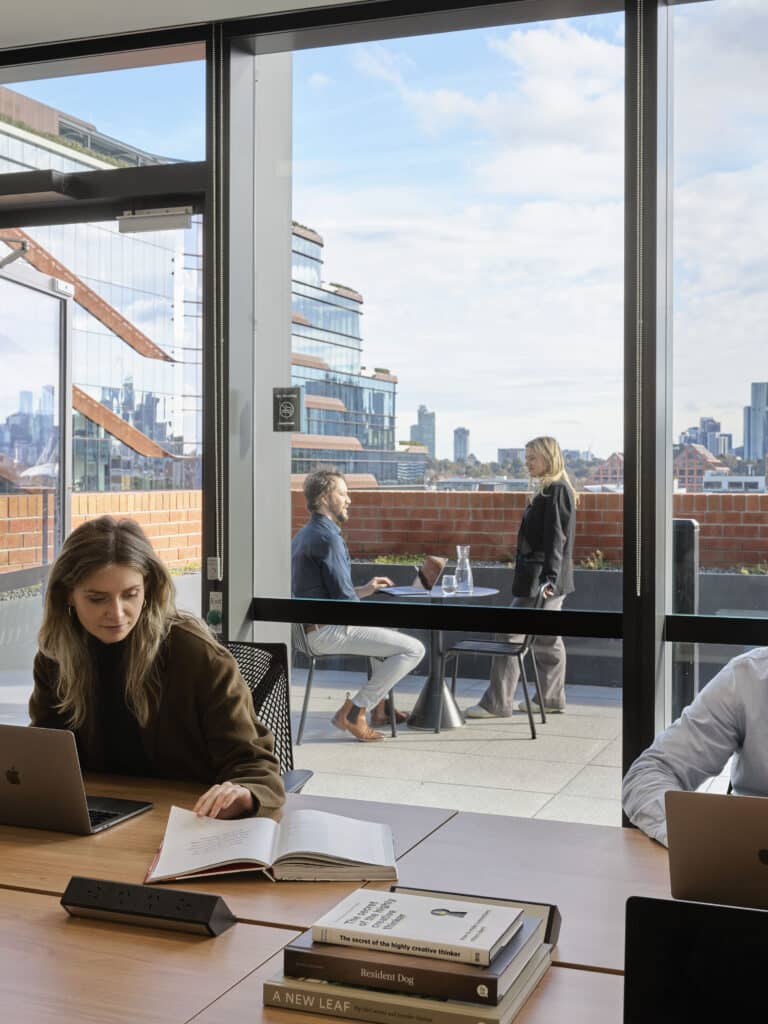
30, 619, 285, 817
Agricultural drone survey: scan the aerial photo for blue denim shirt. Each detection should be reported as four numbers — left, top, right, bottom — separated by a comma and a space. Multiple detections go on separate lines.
291, 513, 358, 601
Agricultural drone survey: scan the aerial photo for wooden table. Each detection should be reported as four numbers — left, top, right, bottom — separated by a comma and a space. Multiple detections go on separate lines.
0, 886, 296, 1024
0, 777, 456, 928
187, 948, 624, 1024
0, 781, 655, 1022
393, 810, 670, 973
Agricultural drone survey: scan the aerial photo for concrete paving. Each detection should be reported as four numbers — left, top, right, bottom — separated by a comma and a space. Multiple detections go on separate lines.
2, 660, 728, 820
290, 668, 625, 827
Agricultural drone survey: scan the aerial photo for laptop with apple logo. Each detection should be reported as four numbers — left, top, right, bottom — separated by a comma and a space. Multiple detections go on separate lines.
0, 723, 152, 834
665, 789, 768, 910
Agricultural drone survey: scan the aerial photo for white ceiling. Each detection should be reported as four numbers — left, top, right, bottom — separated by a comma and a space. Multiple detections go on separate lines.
0, 1, 352, 53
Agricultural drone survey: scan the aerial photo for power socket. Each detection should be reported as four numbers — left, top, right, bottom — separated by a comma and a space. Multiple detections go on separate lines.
61, 876, 236, 936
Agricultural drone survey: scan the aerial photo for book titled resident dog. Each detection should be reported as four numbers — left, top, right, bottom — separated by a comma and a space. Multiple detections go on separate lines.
311, 889, 523, 965
285, 913, 543, 1005
144, 806, 397, 883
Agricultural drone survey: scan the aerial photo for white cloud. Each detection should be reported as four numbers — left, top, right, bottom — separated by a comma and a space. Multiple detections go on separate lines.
295, 23, 626, 458
296, 181, 623, 460
308, 72, 332, 89
351, 24, 624, 201
673, 2, 768, 180
478, 143, 622, 200
672, 157, 768, 441
295, 12, 768, 458
668, 2, 768, 443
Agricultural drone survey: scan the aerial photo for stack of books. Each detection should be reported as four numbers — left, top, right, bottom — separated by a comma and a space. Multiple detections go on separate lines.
263, 886, 561, 1024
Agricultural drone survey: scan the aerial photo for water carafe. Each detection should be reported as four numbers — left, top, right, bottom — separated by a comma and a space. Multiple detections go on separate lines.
455, 544, 474, 594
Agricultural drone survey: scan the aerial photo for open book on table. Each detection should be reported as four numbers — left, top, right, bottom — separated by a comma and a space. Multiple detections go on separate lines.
144, 805, 398, 883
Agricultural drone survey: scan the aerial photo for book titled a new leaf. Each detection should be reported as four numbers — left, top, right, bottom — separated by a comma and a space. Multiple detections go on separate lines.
312, 889, 524, 965
145, 806, 397, 883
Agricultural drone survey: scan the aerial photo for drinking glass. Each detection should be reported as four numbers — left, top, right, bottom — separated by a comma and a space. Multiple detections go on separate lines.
441, 574, 458, 596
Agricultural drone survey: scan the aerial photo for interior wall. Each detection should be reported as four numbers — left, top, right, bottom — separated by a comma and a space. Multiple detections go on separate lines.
0, 1, 358, 53
227, 47, 293, 644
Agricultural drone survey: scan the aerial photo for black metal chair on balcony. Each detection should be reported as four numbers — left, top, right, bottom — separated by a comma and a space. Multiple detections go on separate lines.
223, 639, 313, 794
291, 623, 396, 743
437, 585, 549, 739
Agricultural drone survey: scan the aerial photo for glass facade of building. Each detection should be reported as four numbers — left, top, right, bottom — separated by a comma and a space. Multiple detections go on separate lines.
0, 94, 203, 493
291, 225, 424, 482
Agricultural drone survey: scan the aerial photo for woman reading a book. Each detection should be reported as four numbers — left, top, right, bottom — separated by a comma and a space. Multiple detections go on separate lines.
465, 436, 577, 718
29, 515, 284, 819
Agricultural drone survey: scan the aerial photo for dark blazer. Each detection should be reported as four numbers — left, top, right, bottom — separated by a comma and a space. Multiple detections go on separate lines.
513, 480, 576, 598
29, 619, 285, 817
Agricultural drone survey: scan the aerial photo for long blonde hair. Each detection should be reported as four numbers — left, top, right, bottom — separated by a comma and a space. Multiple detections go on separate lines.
38, 515, 183, 728
526, 436, 579, 506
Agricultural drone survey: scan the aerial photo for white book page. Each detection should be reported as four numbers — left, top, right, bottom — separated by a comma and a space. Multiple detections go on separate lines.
149, 805, 278, 880
272, 808, 395, 867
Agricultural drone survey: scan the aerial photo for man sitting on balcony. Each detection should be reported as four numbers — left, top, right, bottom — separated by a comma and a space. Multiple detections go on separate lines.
622, 646, 768, 845
292, 470, 425, 742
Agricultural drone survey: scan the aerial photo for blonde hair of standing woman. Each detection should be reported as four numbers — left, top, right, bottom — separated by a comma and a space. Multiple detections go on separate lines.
37, 515, 207, 729
526, 435, 579, 506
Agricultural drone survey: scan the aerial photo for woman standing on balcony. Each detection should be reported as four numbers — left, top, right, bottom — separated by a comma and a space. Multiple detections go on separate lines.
29, 515, 284, 818
465, 436, 577, 717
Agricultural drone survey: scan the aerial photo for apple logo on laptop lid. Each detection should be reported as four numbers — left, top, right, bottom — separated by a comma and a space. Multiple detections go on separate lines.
5, 766, 21, 785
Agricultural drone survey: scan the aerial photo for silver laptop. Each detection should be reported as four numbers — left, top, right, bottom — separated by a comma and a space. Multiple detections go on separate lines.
0, 724, 153, 834
666, 789, 768, 909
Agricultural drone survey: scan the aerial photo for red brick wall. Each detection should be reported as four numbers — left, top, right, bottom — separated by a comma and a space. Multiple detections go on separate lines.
291, 490, 623, 564
672, 492, 768, 570
0, 491, 202, 574
291, 489, 768, 570
3, 488, 765, 575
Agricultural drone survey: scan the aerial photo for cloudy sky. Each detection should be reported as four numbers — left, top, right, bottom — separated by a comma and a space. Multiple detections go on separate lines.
293, 15, 625, 461
9, 1, 768, 461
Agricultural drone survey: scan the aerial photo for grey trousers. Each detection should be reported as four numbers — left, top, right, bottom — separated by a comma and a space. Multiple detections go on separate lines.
478, 594, 567, 716
306, 624, 425, 710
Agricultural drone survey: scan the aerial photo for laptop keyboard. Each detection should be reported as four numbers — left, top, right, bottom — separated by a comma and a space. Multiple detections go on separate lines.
88, 808, 122, 827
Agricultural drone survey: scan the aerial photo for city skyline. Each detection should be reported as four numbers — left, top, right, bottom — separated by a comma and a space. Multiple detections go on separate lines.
7, 3, 767, 462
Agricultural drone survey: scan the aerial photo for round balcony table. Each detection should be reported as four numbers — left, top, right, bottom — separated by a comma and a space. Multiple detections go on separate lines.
379, 584, 500, 731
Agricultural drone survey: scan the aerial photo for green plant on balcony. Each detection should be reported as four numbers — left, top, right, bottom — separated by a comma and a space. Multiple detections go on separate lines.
579, 549, 618, 570
372, 554, 428, 565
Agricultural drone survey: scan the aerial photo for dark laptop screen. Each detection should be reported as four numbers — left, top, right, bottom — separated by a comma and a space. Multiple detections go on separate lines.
624, 896, 768, 1023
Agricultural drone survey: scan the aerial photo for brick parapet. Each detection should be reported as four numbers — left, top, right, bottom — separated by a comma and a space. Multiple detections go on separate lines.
291, 489, 768, 569
1, 488, 766, 576
0, 491, 202, 575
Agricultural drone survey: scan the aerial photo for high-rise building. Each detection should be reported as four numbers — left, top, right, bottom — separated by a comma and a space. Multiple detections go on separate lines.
743, 383, 768, 462
290, 224, 423, 485
497, 447, 526, 467
410, 404, 436, 459
679, 416, 732, 458
453, 426, 469, 462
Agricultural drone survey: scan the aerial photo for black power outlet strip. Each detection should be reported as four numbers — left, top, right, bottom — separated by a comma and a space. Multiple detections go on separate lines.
61, 876, 236, 936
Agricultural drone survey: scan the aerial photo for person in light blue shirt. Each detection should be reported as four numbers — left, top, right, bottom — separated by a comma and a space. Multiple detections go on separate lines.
292, 470, 425, 743
622, 647, 768, 845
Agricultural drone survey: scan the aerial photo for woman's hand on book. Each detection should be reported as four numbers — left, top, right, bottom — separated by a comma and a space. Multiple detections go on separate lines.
193, 781, 255, 819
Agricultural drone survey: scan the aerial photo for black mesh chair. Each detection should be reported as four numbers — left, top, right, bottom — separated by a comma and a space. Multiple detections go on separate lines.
438, 585, 549, 740
224, 640, 313, 794
291, 623, 396, 743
